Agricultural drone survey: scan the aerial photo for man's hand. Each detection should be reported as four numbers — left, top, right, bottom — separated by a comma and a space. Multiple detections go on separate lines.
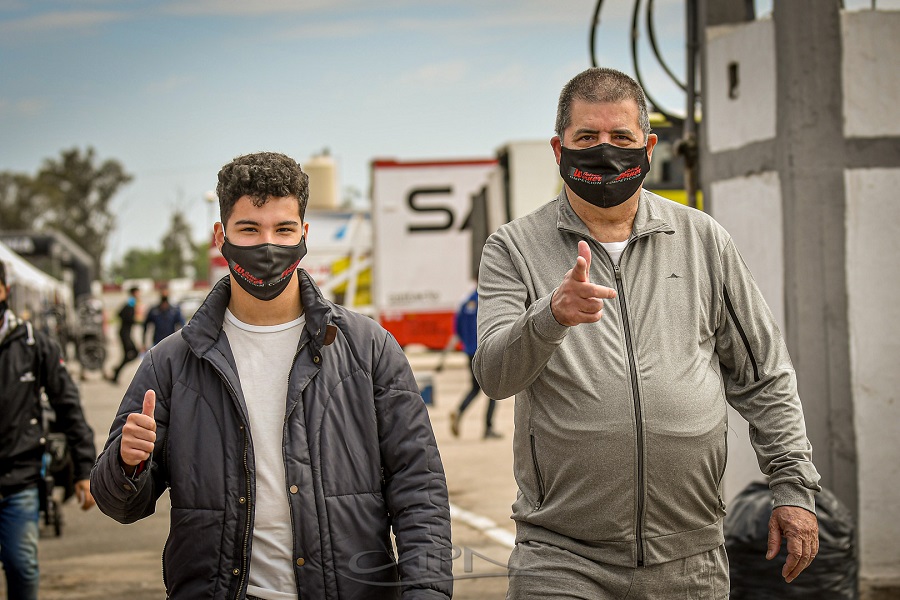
766, 505, 819, 583
550, 240, 617, 327
74, 479, 95, 510
120, 390, 157, 475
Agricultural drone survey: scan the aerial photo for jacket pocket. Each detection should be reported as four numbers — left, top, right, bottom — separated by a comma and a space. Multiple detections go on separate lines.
529, 430, 545, 510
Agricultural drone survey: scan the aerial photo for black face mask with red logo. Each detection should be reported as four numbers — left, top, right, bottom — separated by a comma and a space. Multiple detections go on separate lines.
220, 236, 307, 301
559, 143, 651, 209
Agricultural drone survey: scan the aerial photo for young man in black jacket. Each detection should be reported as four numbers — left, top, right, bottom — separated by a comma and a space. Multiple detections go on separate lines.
0, 261, 96, 600
92, 152, 453, 600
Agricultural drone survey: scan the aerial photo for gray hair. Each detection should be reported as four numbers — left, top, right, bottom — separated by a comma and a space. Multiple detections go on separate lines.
555, 67, 651, 142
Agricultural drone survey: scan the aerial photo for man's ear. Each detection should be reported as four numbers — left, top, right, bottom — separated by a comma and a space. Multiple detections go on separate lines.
213, 222, 225, 252
646, 132, 659, 162
551, 136, 563, 165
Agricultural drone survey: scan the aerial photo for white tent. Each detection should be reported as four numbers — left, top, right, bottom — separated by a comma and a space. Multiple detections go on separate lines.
0, 239, 70, 318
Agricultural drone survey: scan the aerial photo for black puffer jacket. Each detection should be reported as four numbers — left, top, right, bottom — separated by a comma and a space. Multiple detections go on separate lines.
1, 314, 95, 495
91, 273, 452, 599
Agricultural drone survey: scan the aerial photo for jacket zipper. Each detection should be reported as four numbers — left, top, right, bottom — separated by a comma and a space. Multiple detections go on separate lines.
235, 424, 251, 600
529, 430, 545, 510
613, 263, 646, 567
209, 365, 253, 600
283, 341, 308, 596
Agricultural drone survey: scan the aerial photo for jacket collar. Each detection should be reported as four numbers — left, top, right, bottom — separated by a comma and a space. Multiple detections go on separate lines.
182, 270, 334, 358
556, 188, 675, 239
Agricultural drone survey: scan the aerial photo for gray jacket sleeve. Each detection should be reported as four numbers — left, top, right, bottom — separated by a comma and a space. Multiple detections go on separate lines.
90, 352, 170, 524
715, 237, 821, 512
373, 331, 453, 600
473, 236, 569, 400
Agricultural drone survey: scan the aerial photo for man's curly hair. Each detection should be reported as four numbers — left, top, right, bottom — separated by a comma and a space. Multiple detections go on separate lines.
216, 152, 310, 226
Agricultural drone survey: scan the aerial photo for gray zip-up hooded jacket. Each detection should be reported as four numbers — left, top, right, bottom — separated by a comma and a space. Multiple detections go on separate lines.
474, 189, 820, 567
92, 272, 452, 599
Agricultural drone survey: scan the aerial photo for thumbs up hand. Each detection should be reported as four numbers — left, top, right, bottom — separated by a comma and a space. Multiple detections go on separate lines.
550, 240, 617, 327
120, 390, 157, 473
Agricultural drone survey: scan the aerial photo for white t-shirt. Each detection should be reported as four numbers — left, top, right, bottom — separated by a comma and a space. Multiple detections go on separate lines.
599, 239, 629, 266
223, 309, 305, 600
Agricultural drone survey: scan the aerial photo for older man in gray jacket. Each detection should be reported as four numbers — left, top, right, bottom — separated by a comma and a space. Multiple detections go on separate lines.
92, 152, 452, 600
475, 68, 820, 599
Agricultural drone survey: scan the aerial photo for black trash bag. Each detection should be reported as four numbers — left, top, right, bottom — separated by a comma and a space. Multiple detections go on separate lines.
725, 481, 857, 599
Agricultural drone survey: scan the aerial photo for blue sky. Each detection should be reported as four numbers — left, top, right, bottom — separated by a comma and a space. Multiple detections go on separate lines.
0, 0, 891, 268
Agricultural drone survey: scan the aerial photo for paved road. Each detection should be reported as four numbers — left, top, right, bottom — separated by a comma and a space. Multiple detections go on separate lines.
1, 347, 517, 599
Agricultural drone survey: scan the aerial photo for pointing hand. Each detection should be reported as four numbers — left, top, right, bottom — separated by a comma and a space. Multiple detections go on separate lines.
120, 390, 157, 474
550, 240, 617, 327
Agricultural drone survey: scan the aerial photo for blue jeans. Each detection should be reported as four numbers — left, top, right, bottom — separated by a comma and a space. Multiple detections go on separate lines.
0, 486, 40, 600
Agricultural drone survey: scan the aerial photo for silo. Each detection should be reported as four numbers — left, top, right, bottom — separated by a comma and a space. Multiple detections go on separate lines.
304, 152, 339, 210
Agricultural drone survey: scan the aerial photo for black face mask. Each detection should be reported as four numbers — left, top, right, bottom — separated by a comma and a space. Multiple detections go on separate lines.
220, 237, 307, 301
0, 299, 7, 320
559, 143, 651, 209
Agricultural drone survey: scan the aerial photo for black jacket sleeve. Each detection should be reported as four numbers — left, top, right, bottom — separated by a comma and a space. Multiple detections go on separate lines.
373, 331, 453, 600
91, 351, 170, 524
39, 332, 96, 481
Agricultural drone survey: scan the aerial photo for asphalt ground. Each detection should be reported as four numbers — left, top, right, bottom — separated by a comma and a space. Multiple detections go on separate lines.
0, 346, 518, 600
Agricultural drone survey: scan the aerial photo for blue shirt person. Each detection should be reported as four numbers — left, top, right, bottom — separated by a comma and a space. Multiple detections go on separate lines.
449, 290, 500, 439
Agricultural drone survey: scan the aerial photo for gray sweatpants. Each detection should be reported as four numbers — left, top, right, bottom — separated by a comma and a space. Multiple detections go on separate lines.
507, 541, 729, 600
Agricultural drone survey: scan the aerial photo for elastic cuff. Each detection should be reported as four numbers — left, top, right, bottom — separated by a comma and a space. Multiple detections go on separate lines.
532, 291, 569, 342
771, 483, 817, 514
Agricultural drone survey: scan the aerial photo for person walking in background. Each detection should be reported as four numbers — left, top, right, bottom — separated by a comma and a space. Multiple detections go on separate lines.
142, 291, 185, 349
91, 152, 452, 600
449, 289, 500, 439
0, 261, 96, 600
107, 286, 140, 384
475, 67, 820, 598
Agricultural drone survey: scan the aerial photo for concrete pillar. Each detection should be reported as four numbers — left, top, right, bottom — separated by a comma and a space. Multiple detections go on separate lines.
774, 0, 858, 520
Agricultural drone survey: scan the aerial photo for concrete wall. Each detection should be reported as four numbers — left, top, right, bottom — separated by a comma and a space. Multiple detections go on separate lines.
703, 5, 900, 585
845, 168, 900, 579
708, 172, 785, 503
705, 18, 776, 153
842, 11, 900, 138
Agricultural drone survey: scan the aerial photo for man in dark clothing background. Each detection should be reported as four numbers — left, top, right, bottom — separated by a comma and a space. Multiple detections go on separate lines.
142, 292, 185, 348
108, 286, 140, 384
0, 261, 96, 600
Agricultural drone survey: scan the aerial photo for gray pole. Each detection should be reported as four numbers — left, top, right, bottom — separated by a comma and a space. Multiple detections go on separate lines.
684, 0, 699, 209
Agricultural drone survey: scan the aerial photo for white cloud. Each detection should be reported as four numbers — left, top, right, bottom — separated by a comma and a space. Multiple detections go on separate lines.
396, 59, 468, 88
0, 10, 124, 35
0, 97, 49, 117
162, 0, 338, 17
480, 63, 528, 91
144, 75, 193, 94
275, 19, 373, 40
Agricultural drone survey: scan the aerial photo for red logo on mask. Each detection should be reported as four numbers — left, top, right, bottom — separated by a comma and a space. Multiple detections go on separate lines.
613, 166, 642, 182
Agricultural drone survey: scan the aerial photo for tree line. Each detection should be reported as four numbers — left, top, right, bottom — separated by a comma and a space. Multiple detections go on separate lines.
0, 147, 208, 282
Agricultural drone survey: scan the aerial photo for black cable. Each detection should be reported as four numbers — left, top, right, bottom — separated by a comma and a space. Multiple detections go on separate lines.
589, 0, 604, 67
646, 0, 687, 92
630, 0, 684, 125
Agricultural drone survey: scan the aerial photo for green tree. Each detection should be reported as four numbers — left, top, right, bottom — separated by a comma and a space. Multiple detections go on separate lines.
160, 209, 194, 278
30, 147, 133, 270
192, 240, 210, 283
110, 209, 209, 282
0, 171, 43, 230
111, 247, 167, 281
